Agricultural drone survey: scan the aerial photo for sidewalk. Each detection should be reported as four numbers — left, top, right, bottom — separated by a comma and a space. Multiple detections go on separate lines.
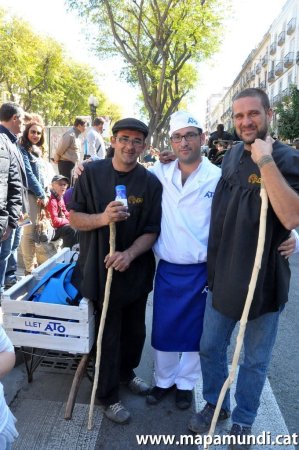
1, 292, 295, 450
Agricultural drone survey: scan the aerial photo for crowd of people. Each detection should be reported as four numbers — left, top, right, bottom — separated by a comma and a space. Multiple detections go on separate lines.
1, 88, 299, 449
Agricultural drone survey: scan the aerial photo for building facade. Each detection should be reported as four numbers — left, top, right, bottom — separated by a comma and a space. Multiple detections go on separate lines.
207, 0, 299, 135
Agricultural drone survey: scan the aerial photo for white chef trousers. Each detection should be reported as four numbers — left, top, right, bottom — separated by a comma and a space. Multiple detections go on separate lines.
153, 350, 201, 390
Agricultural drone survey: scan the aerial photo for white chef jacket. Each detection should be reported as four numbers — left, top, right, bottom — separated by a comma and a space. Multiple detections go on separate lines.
150, 157, 221, 264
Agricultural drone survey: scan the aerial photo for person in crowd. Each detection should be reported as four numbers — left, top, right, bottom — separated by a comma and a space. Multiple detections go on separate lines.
19, 121, 54, 274
211, 140, 229, 167
0, 133, 22, 301
46, 175, 77, 249
188, 88, 299, 449
86, 117, 105, 159
0, 325, 19, 447
4, 111, 50, 287
145, 111, 221, 410
105, 144, 115, 158
63, 187, 74, 209
292, 137, 299, 150
24, 114, 55, 191
208, 123, 233, 161
0, 103, 27, 294
69, 118, 162, 425
54, 117, 87, 181
143, 145, 159, 164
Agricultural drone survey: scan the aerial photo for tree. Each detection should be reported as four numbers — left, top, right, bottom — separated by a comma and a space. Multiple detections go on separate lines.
275, 85, 299, 141
0, 8, 121, 125
67, 0, 227, 147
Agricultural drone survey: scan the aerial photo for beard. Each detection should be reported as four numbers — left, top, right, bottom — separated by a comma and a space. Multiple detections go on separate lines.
239, 124, 268, 145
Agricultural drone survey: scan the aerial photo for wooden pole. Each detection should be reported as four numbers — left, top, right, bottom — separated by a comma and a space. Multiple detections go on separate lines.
65, 353, 90, 420
88, 222, 116, 430
204, 183, 268, 449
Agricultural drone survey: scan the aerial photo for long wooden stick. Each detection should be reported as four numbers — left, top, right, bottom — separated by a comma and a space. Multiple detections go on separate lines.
204, 183, 268, 449
88, 222, 116, 430
65, 353, 90, 420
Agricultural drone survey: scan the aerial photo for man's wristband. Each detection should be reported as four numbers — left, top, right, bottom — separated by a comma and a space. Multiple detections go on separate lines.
257, 155, 274, 169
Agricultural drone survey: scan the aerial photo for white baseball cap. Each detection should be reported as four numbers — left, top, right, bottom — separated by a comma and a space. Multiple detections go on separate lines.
169, 111, 202, 137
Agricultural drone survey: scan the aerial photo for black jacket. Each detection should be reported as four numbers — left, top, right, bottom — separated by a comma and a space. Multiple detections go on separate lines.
0, 134, 22, 239
0, 125, 29, 213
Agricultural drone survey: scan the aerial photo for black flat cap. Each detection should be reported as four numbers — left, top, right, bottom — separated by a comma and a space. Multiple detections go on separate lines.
112, 118, 148, 137
52, 174, 70, 184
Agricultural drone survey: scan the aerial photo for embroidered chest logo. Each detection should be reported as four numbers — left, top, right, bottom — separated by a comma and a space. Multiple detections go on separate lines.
128, 195, 144, 205
204, 191, 214, 198
248, 174, 261, 184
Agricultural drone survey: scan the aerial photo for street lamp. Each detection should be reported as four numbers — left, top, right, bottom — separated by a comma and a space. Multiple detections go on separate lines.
88, 95, 99, 124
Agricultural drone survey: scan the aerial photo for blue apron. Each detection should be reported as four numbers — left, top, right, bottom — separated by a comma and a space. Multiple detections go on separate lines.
151, 260, 208, 352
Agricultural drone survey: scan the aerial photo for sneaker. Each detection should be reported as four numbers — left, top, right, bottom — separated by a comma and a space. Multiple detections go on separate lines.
228, 423, 252, 450
146, 385, 175, 405
104, 401, 131, 424
188, 402, 230, 434
127, 376, 150, 395
175, 389, 193, 410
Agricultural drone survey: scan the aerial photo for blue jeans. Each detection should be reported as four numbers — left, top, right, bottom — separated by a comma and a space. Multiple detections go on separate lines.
200, 291, 280, 427
5, 226, 22, 283
0, 228, 16, 293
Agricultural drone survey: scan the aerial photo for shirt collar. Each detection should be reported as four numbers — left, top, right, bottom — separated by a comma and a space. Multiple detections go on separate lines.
0, 124, 18, 144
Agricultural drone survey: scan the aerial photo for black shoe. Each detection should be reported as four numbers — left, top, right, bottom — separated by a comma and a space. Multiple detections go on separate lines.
228, 423, 252, 449
5, 278, 18, 289
188, 402, 230, 434
146, 385, 175, 405
175, 389, 193, 410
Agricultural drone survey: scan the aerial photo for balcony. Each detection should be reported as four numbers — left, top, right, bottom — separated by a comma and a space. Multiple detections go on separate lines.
275, 61, 284, 76
268, 70, 275, 82
256, 63, 262, 74
284, 52, 294, 68
270, 42, 277, 55
278, 30, 285, 46
250, 70, 255, 80
282, 87, 291, 97
261, 54, 268, 66
287, 17, 296, 35
259, 81, 266, 90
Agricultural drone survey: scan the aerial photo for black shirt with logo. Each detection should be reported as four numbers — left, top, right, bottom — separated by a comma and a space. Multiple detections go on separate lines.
69, 159, 162, 308
207, 141, 299, 320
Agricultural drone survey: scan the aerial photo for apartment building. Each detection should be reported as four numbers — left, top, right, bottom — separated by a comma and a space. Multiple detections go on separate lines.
207, 0, 299, 134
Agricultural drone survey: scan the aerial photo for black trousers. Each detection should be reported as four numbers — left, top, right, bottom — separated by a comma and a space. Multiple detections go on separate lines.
96, 294, 148, 405
58, 160, 75, 183
52, 225, 78, 249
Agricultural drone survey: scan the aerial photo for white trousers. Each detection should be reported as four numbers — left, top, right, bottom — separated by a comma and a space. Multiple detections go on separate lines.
153, 350, 201, 390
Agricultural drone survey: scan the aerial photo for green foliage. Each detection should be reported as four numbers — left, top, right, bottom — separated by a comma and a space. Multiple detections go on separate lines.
66, 0, 228, 147
276, 85, 299, 141
0, 8, 120, 125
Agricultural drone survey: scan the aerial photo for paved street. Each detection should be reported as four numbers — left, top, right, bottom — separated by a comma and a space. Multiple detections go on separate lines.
1, 251, 298, 450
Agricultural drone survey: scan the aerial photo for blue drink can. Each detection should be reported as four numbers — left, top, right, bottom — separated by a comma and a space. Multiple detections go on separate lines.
115, 185, 128, 207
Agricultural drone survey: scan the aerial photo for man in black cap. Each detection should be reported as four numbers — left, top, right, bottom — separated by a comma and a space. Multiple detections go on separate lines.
69, 118, 162, 424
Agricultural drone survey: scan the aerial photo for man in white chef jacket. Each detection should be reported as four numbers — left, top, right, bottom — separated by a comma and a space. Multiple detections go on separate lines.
146, 111, 221, 410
